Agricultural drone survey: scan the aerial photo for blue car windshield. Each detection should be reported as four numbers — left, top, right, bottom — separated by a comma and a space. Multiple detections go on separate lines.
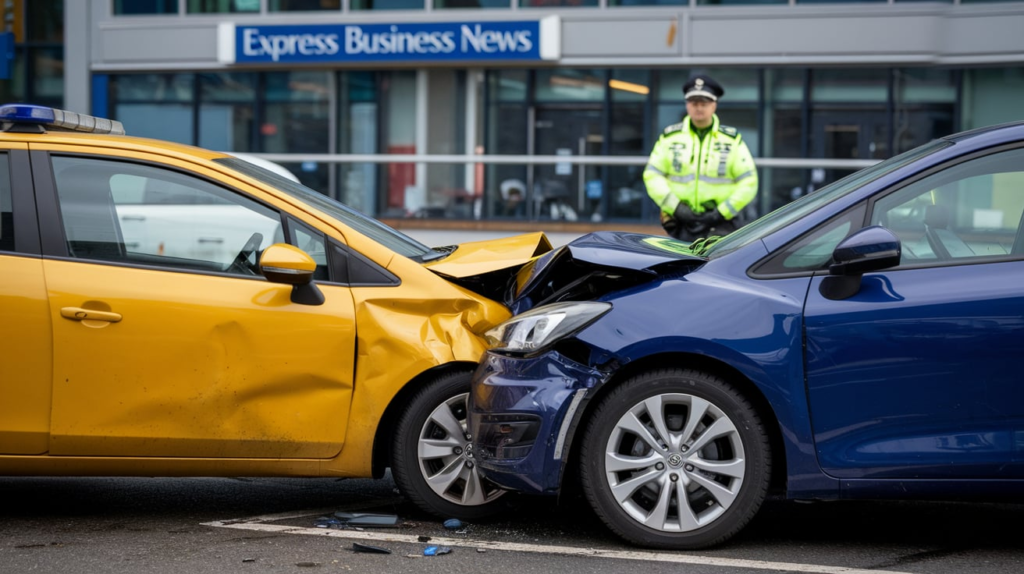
703, 139, 952, 259
215, 157, 440, 261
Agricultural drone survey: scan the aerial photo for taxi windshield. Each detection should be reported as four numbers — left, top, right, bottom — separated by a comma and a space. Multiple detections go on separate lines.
216, 157, 442, 261
702, 139, 952, 258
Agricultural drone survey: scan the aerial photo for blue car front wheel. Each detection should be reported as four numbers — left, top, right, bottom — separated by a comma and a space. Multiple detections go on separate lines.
579, 368, 771, 549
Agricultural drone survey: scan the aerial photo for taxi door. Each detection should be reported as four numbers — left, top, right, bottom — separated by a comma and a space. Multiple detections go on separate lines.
32, 147, 356, 460
0, 144, 53, 455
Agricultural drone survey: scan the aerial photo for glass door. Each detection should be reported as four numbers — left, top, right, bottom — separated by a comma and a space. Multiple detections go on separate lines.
531, 107, 603, 221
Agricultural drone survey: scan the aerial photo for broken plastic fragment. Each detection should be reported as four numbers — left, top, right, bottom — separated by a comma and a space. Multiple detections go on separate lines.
334, 512, 400, 527
423, 546, 452, 556
352, 542, 392, 555
442, 518, 463, 530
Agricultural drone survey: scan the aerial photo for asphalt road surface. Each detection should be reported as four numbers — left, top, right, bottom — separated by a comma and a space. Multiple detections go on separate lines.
1, 474, 1021, 574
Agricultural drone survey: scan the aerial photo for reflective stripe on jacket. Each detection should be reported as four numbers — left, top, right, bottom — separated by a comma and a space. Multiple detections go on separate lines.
643, 114, 758, 220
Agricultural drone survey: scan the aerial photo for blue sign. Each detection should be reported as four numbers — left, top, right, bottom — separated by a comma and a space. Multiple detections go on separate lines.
0, 33, 13, 80
219, 19, 559, 65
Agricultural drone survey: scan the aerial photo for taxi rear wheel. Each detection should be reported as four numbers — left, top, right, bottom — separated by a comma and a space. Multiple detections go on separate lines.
391, 370, 510, 520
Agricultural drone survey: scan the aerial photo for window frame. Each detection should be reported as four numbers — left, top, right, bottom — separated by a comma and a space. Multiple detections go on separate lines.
750, 142, 1024, 279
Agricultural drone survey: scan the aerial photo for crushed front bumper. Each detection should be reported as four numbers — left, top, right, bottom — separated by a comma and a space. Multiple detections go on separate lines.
468, 349, 609, 494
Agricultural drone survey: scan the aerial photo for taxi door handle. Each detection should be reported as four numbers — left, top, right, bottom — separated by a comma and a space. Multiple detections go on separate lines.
60, 307, 123, 323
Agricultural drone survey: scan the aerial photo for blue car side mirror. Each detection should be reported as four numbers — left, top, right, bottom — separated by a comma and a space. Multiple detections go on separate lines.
820, 226, 902, 300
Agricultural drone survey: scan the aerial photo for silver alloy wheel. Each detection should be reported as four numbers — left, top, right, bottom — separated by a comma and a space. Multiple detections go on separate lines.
604, 392, 746, 532
417, 392, 505, 507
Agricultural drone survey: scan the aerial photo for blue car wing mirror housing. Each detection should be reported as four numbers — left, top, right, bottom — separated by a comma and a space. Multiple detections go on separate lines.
820, 226, 902, 301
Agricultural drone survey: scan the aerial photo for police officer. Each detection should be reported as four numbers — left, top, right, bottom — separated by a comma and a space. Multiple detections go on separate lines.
644, 75, 758, 242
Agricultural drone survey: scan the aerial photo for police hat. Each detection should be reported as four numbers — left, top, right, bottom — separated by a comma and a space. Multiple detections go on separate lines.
683, 75, 724, 101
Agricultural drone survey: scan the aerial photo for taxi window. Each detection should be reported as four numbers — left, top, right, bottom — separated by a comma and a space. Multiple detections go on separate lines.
0, 154, 11, 252
52, 156, 284, 276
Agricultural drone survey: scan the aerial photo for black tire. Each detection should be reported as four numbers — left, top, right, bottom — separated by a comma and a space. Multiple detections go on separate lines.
579, 368, 770, 549
391, 370, 511, 520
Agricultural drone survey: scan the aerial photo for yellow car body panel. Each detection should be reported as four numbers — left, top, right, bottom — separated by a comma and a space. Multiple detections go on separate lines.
45, 258, 357, 459
0, 256, 52, 455
423, 231, 552, 278
0, 129, 530, 482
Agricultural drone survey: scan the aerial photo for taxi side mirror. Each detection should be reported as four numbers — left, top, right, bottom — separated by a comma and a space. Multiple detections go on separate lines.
259, 243, 324, 306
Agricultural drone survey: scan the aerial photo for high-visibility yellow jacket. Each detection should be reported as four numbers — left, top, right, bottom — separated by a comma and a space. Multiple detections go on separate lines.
644, 114, 758, 220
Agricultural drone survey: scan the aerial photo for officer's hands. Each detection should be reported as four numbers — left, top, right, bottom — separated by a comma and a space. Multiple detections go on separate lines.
698, 208, 725, 226
660, 211, 680, 237
674, 203, 700, 224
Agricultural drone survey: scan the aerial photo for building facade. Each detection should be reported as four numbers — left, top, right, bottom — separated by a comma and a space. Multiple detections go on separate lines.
12, 1, 1024, 228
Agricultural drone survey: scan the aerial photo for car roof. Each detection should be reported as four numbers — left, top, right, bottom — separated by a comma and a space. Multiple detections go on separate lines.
0, 128, 230, 162
942, 120, 1024, 144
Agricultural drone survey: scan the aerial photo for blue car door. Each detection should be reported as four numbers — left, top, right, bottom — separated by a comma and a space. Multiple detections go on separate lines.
803, 145, 1024, 480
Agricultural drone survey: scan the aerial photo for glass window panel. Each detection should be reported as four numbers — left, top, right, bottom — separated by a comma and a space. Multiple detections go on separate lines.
896, 68, 956, 103
200, 72, 256, 102
378, 71, 417, 215
611, 104, 645, 156
485, 103, 527, 218
187, 0, 260, 13
53, 155, 283, 273
116, 104, 194, 145
657, 69, 688, 101
200, 104, 254, 151
606, 165, 647, 220
520, 0, 598, 6
766, 68, 804, 104
610, 69, 649, 103
115, 0, 179, 14
489, 69, 527, 102
611, 0, 685, 5
962, 68, 1024, 131
289, 219, 329, 282
811, 68, 888, 103
339, 72, 379, 213
535, 69, 605, 102
114, 74, 195, 103
871, 148, 1024, 262
0, 154, 12, 252
31, 47, 63, 100
435, 0, 511, 7
423, 71, 470, 219
0, 49, 26, 103
270, 0, 341, 9
27, 0, 63, 42
350, 0, 425, 10
266, 71, 330, 102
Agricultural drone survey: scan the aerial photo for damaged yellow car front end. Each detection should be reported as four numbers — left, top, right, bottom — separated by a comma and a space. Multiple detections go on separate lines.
0, 104, 553, 521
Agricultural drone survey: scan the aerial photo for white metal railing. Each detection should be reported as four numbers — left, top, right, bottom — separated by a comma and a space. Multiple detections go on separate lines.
255, 153, 880, 170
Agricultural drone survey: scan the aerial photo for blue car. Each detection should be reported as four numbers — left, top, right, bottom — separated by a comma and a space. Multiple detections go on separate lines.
468, 122, 1024, 550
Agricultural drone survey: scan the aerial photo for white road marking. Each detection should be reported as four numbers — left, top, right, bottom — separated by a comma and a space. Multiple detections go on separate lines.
203, 515, 912, 574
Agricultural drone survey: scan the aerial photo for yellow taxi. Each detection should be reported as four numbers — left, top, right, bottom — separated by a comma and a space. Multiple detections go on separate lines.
0, 104, 552, 519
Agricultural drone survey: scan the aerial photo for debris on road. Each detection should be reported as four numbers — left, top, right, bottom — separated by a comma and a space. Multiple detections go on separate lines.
352, 542, 392, 555
423, 545, 452, 556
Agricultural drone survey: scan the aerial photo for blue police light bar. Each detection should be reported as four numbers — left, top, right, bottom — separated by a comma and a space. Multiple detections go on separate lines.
0, 104, 126, 135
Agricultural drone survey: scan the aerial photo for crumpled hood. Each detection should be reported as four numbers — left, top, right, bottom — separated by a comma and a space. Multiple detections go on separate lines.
426, 231, 704, 311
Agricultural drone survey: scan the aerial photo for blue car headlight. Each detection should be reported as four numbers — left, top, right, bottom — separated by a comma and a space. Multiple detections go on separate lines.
485, 301, 611, 356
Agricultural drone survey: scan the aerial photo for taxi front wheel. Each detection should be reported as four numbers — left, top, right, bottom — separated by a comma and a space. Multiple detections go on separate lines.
391, 370, 511, 520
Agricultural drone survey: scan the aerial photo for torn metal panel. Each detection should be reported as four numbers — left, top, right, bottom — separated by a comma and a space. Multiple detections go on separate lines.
509, 232, 705, 314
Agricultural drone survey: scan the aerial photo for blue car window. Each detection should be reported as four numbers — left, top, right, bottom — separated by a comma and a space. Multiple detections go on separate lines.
871, 146, 1024, 264
706, 140, 951, 259
752, 204, 867, 276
